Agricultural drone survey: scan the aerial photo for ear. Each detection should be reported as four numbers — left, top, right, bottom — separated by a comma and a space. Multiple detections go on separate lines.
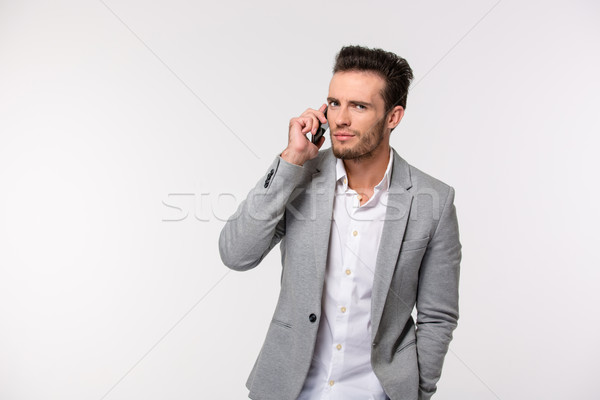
387, 105, 405, 130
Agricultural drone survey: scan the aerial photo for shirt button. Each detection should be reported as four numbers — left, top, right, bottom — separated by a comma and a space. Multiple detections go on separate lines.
343, 178, 347, 185
329, 380, 335, 386
345, 269, 351, 276
309, 313, 317, 323
352, 230, 358, 237
336, 344, 342, 350
341, 306, 347, 313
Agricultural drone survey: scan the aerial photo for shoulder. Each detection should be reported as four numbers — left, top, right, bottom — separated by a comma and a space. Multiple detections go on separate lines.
409, 164, 452, 193
392, 149, 455, 203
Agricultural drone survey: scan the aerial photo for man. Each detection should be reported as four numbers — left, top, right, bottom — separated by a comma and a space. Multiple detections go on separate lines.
219, 45, 461, 400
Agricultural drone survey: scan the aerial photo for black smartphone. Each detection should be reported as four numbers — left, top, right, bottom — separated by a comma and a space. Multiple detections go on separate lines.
311, 108, 328, 145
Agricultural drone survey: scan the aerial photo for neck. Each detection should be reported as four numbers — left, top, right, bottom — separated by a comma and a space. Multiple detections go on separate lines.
344, 143, 391, 192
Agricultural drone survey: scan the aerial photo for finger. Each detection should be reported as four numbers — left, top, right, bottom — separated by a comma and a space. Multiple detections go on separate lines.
317, 104, 328, 123
289, 119, 310, 142
299, 117, 313, 134
297, 110, 323, 134
300, 108, 316, 118
289, 118, 303, 132
300, 108, 324, 122
300, 107, 327, 125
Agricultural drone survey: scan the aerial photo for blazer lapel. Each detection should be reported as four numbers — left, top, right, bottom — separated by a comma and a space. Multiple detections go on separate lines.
311, 151, 336, 292
371, 150, 413, 340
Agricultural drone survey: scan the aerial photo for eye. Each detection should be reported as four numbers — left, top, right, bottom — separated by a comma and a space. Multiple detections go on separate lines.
355, 104, 366, 110
328, 100, 339, 107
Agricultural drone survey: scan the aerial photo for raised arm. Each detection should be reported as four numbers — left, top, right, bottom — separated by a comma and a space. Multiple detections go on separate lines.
218, 105, 328, 271
218, 157, 303, 271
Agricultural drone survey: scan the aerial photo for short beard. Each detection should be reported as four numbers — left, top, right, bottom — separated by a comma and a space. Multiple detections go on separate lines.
332, 117, 386, 162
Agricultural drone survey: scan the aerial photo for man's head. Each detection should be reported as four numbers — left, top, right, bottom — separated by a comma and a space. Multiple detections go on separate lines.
327, 45, 413, 161
333, 45, 413, 112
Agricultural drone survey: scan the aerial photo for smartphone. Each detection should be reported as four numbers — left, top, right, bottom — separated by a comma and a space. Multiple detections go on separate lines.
311, 108, 328, 145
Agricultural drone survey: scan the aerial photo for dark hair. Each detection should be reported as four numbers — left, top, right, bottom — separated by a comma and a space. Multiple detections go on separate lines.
333, 45, 414, 111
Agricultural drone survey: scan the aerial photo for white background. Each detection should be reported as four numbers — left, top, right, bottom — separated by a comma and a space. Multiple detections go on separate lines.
1, 0, 599, 399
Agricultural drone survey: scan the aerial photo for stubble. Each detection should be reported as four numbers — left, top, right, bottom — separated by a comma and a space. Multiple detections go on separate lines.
331, 117, 386, 162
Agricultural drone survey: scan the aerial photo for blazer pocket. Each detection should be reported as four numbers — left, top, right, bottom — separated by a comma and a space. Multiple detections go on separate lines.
271, 318, 292, 329
399, 237, 430, 252
395, 339, 416, 354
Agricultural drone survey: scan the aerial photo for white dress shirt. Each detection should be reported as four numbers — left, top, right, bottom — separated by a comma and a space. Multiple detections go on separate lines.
298, 150, 393, 400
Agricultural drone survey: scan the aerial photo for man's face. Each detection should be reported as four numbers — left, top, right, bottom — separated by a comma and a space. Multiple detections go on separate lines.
327, 70, 389, 161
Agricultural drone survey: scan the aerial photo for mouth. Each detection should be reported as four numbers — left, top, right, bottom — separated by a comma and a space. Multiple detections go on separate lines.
333, 131, 355, 141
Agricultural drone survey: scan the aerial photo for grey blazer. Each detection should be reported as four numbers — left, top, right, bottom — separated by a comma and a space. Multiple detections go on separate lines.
219, 148, 461, 400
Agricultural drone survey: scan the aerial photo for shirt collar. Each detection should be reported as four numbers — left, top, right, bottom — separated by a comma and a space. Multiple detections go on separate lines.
335, 148, 394, 192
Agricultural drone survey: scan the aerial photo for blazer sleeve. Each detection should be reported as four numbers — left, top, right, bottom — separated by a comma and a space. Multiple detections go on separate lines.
415, 186, 461, 400
219, 156, 305, 271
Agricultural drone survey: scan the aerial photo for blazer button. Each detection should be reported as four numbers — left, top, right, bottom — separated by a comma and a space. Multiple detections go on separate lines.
309, 313, 317, 323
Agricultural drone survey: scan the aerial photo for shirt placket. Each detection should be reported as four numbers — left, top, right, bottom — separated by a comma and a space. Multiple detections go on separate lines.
325, 191, 361, 398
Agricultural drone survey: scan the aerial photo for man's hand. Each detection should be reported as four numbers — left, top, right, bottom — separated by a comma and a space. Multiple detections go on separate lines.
281, 104, 327, 166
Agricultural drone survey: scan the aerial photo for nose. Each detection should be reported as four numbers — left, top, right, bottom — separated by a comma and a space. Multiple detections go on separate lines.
334, 106, 350, 127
